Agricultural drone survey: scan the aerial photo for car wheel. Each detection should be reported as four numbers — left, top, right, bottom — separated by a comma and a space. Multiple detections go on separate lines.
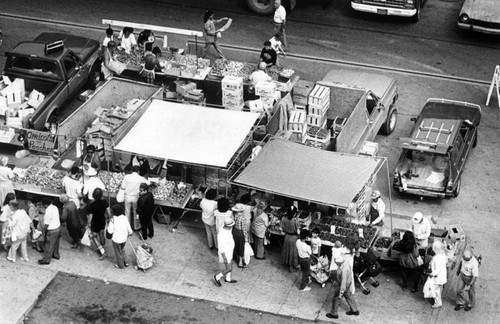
411, 1, 421, 23
379, 108, 397, 135
473, 131, 478, 148
452, 178, 461, 197
245, 0, 275, 15
86, 62, 101, 90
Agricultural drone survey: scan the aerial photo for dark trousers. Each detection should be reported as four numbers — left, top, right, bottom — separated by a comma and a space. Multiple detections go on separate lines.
330, 282, 358, 315
42, 228, 61, 263
299, 257, 311, 289
456, 273, 476, 307
253, 234, 265, 259
402, 267, 419, 290
139, 214, 154, 239
112, 241, 128, 268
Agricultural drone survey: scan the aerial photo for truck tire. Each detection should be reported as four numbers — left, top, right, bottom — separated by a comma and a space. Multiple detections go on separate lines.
411, 1, 421, 23
379, 108, 397, 135
86, 62, 101, 90
245, 0, 276, 15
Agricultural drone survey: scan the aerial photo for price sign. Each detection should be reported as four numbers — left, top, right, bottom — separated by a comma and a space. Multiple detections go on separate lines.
26, 130, 56, 153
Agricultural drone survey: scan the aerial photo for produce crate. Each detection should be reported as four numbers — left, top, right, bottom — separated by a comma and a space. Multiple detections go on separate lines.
359, 141, 379, 157
308, 84, 330, 107
222, 96, 244, 109
288, 110, 307, 132
255, 81, 276, 97
373, 236, 395, 260
306, 114, 327, 127
222, 88, 244, 100
308, 100, 330, 117
292, 80, 315, 105
222, 75, 243, 91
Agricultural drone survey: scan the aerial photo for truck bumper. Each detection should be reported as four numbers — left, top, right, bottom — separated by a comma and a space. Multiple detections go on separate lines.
394, 186, 448, 198
457, 22, 500, 35
351, 3, 416, 17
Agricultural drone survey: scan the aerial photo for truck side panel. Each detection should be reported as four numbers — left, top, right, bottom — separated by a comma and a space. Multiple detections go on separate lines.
336, 94, 370, 154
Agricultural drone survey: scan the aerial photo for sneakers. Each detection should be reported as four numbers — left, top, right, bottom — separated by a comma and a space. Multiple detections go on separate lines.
300, 286, 311, 292
99, 253, 107, 260
325, 313, 339, 319
346, 311, 360, 316
213, 275, 222, 287
454, 305, 463, 311
464, 306, 472, 311
21, 257, 29, 262
6, 256, 15, 263
431, 305, 442, 309
38, 260, 50, 265
225, 279, 238, 283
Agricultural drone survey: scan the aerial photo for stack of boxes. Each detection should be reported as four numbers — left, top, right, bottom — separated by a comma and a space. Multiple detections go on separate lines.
306, 84, 330, 129
222, 76, 244, 111
1, 76, 44, 128
287, 110, 307, 142
255, 81, 277, 114
292, 80, 315, 111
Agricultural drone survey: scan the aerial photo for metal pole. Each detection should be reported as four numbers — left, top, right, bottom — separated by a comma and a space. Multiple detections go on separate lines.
384, 157, 393, 233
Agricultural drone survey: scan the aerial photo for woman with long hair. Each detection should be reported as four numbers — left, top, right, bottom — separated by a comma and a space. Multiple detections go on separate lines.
0, 192, 16, 250
398, 231, 420, 292
281, 207, 300, 272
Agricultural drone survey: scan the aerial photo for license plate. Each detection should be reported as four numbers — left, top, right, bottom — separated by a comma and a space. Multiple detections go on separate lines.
377, 9, 388, 15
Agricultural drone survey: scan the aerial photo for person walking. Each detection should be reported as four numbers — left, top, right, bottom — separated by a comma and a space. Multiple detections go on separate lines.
120, 166, 148, 231
6, 200, 32, 262
213, 218, 237, 286
201, 10, 229, 60
412, 212, 431, 252
38, 199, 61, 265
272, 0, 288, 52
62, 166, 82, 208
88, 188, 109, 260
368, 190, 385, 227
296, 229, 312, 291
281, 207, 300, 272
455, 248, 479, 311
107, 204, 133, 269
60, 194, 81, 249
214, 197, 232, 234
251, 200, 269, 259
326, 256, 360, 319
428, 241, 448, 308
200, 188, 218, 249
137, 183, 155, 240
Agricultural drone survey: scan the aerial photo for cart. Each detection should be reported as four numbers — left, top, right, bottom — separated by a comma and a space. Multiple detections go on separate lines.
310, 256, 330, 288
128, 236, 155, 272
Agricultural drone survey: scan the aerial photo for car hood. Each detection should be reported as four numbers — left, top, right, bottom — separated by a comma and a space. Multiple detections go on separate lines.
460, 0, 500, 21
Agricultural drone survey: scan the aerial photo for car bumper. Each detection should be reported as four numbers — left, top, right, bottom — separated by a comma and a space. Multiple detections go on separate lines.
351, 3, 416, 17
394, 186, 448, 198
457, 22, 500, 35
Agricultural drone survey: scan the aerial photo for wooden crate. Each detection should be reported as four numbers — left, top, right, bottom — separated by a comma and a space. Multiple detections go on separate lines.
288, 110, 307, 132
308, 84, 330, 107
306, 114, 327, 127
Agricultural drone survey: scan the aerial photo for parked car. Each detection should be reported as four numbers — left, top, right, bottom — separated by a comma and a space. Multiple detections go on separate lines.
351, 0, 427, 22
457, 0, 500, 35
393, 98, 481, 198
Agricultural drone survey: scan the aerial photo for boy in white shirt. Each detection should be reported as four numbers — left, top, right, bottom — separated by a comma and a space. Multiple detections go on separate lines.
310, 228, 322, 258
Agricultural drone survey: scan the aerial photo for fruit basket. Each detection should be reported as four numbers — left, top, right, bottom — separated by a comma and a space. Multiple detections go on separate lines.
149, 180, 193, 208
12, 166, 66, 194
98, 171, 125, 193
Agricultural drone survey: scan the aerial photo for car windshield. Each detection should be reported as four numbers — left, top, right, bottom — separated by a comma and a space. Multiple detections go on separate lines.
5, 55, 61, 80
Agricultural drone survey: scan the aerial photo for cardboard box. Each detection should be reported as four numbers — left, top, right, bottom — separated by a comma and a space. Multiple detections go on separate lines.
359, 141, 379, 157
0, 96, 7, 116
248, 99, 264, 113
221, 75, 243, 91
79, 89, 94, 101
6, 90, 22, 109
12, 78, 26, 99
255, 81, 276, 97
292, 80, 315, 105
27, 90, 45, 109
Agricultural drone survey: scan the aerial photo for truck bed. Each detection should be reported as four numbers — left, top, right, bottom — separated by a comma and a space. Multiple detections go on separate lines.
399, 151, 448, 191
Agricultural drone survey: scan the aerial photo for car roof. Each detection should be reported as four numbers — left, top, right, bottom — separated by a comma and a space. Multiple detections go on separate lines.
7, 42, 70, 61
321, 68, 395, 99
400, 118, 462, 154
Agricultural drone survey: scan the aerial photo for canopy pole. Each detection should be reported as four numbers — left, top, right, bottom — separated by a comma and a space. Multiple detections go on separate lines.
384, 157, 393, 233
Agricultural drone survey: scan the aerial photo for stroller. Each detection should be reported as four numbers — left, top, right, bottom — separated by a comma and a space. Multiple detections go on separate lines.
353, 247, 382, 295
310, 256, 330, 288
128, 235, 155, 272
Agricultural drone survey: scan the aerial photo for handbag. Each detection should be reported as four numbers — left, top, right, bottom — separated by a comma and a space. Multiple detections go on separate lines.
81, 228, 91, 246
116, 189, 125, 203
244, 242, 254, 265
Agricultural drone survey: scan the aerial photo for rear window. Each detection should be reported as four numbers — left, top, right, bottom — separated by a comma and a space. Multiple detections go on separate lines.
5, 55, 60, 79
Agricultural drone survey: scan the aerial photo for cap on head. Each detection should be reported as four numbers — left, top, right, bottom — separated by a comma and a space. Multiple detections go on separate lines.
413, 212, 423, 224
86, 168, 97, 176
258, 62, 267, 70
371, 190, 381, 199
224, 218, 235, 227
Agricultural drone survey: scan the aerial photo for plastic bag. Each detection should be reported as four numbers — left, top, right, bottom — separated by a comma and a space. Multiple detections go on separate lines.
244, 242, 254, 265
32, 229, 42, 240
116, 189, 125, 203
81, 229, 91, 247
423, 277, 436, 298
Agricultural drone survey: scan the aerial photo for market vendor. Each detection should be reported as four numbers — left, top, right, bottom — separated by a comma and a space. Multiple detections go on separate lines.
367, 190, 385, 227
137, 29, 155, 52
130, 155, 151, 178
118, 27, 137, 54
411, 212, 431, 250
0, 156, 15, 206
260, 40, 277, 68
249, 62, 272, 90
79, 145, 102, 178
102, 41, 126, 79
140, 48, 162, 84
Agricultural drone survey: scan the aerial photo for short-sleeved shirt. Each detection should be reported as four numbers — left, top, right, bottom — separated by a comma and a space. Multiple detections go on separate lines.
461, 257, 479, 277
200, 198, 217, 226
89, 199, 109, 232
250, 70, 272, 88
260, 48, 277, 66
274, 5, 286, 24
296, 239, 312, 259
44, 204, 61, 230
121, 172, 148, 197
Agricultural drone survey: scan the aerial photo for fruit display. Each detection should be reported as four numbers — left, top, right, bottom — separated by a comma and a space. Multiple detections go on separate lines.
210, 59, 255, 81
150, 179, 191, 206
13, 166, 65, 192
310, 217, 378, 249
185, 197, 202, 210
374, 237, 393, 249
98, 171, 125, 193
279, 68, 295, 78
115, 47, 146, 66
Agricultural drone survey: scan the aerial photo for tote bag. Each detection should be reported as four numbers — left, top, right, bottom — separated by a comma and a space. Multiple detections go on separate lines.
116, 189, 125, 203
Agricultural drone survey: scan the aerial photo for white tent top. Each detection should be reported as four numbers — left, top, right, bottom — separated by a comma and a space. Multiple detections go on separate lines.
115, 99, 260, 168
232, 138, 383, 207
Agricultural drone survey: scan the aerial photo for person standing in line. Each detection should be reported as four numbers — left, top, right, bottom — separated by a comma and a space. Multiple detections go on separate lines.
107, 204, 132, 269
412, 212, 431, 253
231, 203, 249, 268
296, 229, 312, 292
281, 207, 300, 272
0, 192, 16, 251
454, 248, 479, 311
60, 194, 81, 249
38, 199, 61, 265
82, 168, 106, 203
200, 188, 218, 249
88, 188, 109, 260
368, 190, 385, 227
213, 218, 237, 287
6, 200, 32, 262
326, 256, 360, 319
273, 0, 288, 52
137, 183, 155, 240
0, 155, 15, 207
214, 197, 232, 234
397, 231, 420, 293
201, 10, 229, 60
120, 166, 148, 231
62, 166, 82, 208
428, 240, 448, 308
251, 200, 269, 260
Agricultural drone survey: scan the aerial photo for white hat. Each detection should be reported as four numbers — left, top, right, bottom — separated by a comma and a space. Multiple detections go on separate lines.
224, 218, 235, 227
231, 203, 245, 212
413, 212, 423, 224
371, 190, 381, 199
86, 168, 97, 177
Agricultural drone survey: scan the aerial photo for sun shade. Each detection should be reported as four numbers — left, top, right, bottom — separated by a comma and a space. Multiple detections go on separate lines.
232, 138, 382, 207
115, 99, 259, 168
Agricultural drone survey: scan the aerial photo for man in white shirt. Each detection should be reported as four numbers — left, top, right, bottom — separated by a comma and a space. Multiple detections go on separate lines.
121, 166, 149, 230
62, 166, 82, 208
82, 168, 106, 203
213, 218, 237, 286
250, 62, 272, 89
411, 212, 431, 250
273, 0, 288, 51
296, 229, 312, 291
38, 200, 61, 265
455, 249, 479, 311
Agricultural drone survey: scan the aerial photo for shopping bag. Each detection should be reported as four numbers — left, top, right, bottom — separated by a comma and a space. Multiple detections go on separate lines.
417, 256, 424, 266
423, 277, 436, 298
116, 189, 125, 203
244, 242, 254, 265
32, 229, 42, 240
81, 229, 91, 247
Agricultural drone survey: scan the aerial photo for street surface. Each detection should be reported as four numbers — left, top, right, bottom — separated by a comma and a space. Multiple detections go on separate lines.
0, 0, 500, 323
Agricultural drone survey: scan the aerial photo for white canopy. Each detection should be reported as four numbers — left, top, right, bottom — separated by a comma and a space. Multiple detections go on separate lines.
115, 99, 259, 168
232, 138, 383, 207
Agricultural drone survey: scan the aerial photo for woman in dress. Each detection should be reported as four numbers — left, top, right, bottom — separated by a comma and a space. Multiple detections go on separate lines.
0, 155, 15, 208
200, 188, 218, 249
232, 203, 248, 268
0, 192, 16, 250
88, 188, 109, 260
251, 200, 269, 260
7, 200, 32, 262
214, 197, 232, 234
281, 207, 300, 272
428, 240, 448, 308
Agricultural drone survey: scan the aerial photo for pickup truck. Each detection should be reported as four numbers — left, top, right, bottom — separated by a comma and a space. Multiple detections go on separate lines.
317, 68, 399, 154
245, 0, 296, 14
3, 33, 102, 130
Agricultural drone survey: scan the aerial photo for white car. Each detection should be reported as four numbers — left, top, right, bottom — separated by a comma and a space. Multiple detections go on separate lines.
458, 0, 500, 35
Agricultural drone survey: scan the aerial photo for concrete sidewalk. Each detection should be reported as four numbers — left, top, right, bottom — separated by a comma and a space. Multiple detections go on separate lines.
0, 213, 494, 324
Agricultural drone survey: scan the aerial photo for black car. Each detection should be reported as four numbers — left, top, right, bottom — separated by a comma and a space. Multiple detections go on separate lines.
393, 98, 481, 198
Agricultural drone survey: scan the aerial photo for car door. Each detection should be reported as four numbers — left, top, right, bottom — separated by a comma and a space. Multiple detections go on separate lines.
62, 52, 86, 98
451, 133, 465, 176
